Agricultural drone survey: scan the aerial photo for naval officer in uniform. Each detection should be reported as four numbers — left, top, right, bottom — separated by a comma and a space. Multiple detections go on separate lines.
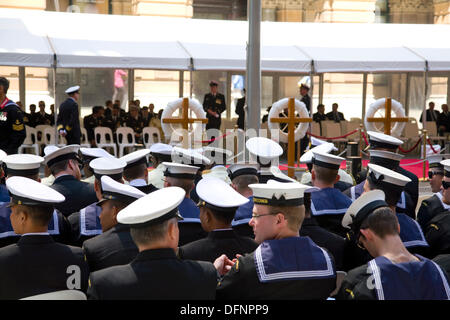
0, 176, 89, 299
57, 85, 81, 145
178, 176, 257, 263
120, 149, 158, 194
148, 143, 173, 189
82, 175, 145, 272
87, 186, 218, 300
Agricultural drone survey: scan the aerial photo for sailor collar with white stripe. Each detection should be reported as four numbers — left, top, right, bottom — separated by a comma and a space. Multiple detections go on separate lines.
311, 149, 344, 170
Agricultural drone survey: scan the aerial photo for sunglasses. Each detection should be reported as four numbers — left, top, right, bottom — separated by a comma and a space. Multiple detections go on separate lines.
442, 181, 450, 189
429, 171, 443, 179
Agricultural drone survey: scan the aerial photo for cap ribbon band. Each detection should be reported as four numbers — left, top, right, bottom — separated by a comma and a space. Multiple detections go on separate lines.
253, 195, 304, 207
311, 157, 340, 170
368, 140, 398, 150
369, 156, 400, 170
228, 167, 258, 181
163, 169, 196, 180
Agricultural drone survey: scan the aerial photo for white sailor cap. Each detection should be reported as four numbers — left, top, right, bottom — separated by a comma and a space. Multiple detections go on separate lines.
3, 154, 44, 176
6, 176, 65, 206
97, 175, 146, 207
149, 143, 173, 156
120, 149, 150, 170
428, 154, 450, 170
202, 147, 233, 165
367, 131, 403, 150
89, 157, 127, 181
0, 149, 7, 163
65, 85, 80, 94
249, 180, 317, 207
162, 162, 199, 180
117, 186, 185, 227
227, 162, 260, 181
201, 166, 231, 184
80, 148, 114, 161
197, 176, 249, 212
300, 142, 337, 164
246, 137, 283, 166
369, 150, 404, 169
440, 159, 450, 177
44, 144, 80, 167
311, 149, 344, 170
367, 163, 411, 187
171, 147, 211, 167
310, 137, 328, 148
341, 190, 388, 231
43, 145, 59, 157
269, 166, 298, 183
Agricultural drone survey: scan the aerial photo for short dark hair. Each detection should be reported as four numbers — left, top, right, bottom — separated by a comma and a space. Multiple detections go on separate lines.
130, 218, 173, 246
113, 103, 120, 110
123, 163, 147, 181
92, 106, 104, 114
207, 208, 235, 225
317, 104, 325, 109
232, 174, 258, 192
313, 165, 338, 185
0, 77, 10, 94
16, 204, 53, 227
49, 159, 71, 176
366, 178, 402, 207
105, 100, 112, 106
360, 206, 399, 238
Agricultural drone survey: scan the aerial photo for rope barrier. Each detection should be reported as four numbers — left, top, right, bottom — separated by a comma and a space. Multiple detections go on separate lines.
399, 159, 427, 166
361, 130, 369, 146
426, 139, 439, 154
196, 130, 234, 144
398, 136, 423, 154
306, 129, 359, 140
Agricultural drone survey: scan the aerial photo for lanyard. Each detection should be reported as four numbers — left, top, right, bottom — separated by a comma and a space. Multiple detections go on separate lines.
0, 97, 9, 110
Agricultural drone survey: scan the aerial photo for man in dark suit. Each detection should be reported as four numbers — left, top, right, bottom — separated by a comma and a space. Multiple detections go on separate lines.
57, 85, 81, 145
82, 176, 145, 272
437, 104, 450, 136
45, 145, 98, 217
87, 186, 218, 300
120, 149, 158, 194
235, 88, 246, 130
420, 101, 440, 124
178, 177, 257, 263
0, 176, 89, 299
35, 101, 53, 126
83, 106, 105, 146
326, 103, 346, 123
121, 105, 144, 144
203, 81, 226, 132
313, 104, 327, 123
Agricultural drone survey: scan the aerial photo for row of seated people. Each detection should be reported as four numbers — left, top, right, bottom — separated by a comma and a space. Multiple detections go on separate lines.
0, 132, 449, 300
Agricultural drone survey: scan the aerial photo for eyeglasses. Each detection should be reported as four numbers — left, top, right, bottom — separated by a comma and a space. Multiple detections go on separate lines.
251, 213, 277, 219
442, 181, 450, 189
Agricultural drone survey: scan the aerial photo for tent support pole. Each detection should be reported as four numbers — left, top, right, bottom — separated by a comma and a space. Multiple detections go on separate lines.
405, 72, 411, 116
362, 73, 368, 119
53, 63, 58, 143
272, 74, 279, 102
179, 71, 184, 98
447, 73, 450, 107
19, 67, 26, 108
422, 65, 428, 126
128, 69, 134, 107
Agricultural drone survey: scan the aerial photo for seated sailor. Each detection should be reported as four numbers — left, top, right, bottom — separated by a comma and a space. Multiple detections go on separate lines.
245, 137, 284, 184
68, 156, 127, 247
216, 180, 337, 300
422, 159, 450, 257
338, 190, 450, 300
163, 161, 206, 246
362, 164, 429, 256
0, 176, 89, 299
120, 149, 157, 193
148, 143, 173, 189
0, 154, 71, 247
309, 149, 352, 237
345, 149, 416, 218
228, 162, 260, 238
79, 147, 115, 184
87, 186, 218, 300
178, 176, 257, 262
417, 156, 450, 229
82, 175, 145, 272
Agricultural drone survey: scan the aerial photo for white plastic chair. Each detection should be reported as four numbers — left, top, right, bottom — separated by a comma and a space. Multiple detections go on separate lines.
143, 126, 162, 149
20, 290, 87, 300
95, 126, 117, 157
80, 127, 91, 148
18, 125, 39, 155
35, 124, 52, 152
115, 126, 137, 157
43, 126, 66, 147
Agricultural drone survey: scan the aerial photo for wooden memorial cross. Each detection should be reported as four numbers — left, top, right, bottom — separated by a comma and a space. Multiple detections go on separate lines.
366, 97, 408, 135
270, 98, 312, 178
162, 97, 208, 148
